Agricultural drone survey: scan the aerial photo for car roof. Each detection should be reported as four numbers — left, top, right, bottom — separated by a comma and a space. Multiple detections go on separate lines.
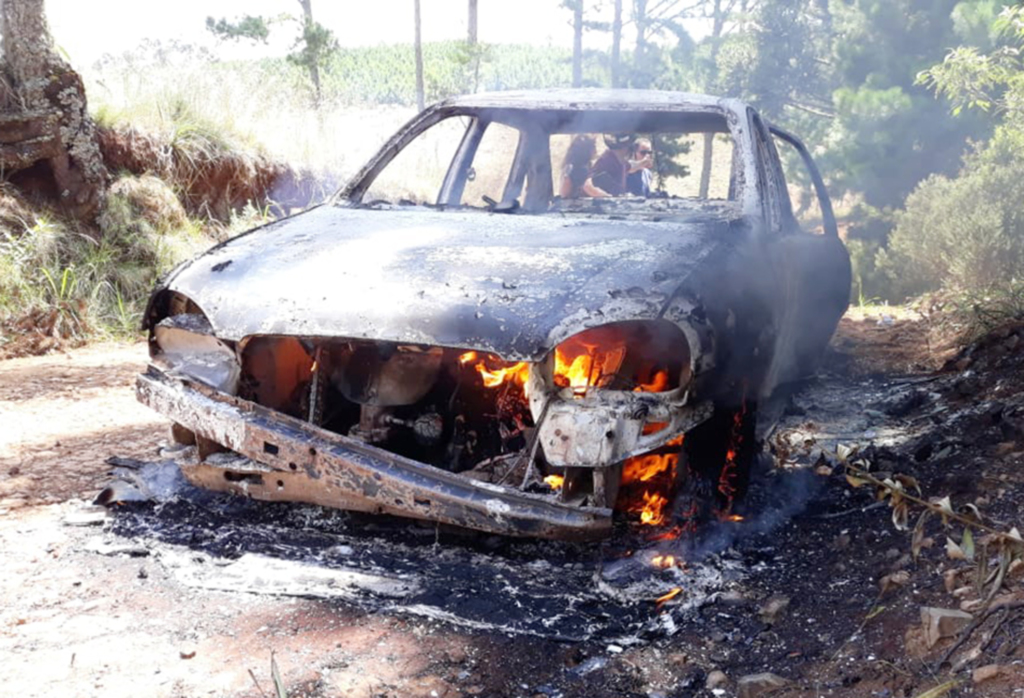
435, 88, 748, 116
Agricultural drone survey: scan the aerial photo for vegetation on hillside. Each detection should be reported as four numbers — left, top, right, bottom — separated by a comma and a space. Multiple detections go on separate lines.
3, 0, 1024, 353
0, 175, 266, 357
880, 4, 1024, 333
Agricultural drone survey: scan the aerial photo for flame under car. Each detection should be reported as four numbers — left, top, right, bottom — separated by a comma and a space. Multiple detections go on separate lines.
136, 89, 851, 539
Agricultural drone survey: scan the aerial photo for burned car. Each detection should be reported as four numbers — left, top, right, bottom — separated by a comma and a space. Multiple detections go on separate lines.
136, 89, 851, 540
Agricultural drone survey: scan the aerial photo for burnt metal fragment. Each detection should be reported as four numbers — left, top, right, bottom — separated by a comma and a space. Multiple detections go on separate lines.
137, 366, 613, 540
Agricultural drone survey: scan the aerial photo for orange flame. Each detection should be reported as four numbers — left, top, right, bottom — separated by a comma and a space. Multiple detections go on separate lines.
724, 514, 744, 522
651, 554, 677, 569
459, 351, 529, 388
638, 491, 669, 526
634, 370, 669, 393
543, 474, 564, 490
622, 435, 683, 485
655, 587, 682, 605
646, 525, 683, 542
622, 454, 670, 484
476, 361, 529, 388
552, 346, 671, 394
553, 342, 618, 394
716, 400, 747, 517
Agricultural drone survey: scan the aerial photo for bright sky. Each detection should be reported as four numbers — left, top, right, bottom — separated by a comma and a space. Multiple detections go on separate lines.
48, 0, 588, 66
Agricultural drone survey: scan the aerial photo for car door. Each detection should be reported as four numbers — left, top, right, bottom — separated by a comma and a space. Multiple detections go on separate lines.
752, 114, 851, 393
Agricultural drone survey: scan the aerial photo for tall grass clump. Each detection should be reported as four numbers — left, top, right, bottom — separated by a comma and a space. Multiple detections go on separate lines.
0, 175, 209, 353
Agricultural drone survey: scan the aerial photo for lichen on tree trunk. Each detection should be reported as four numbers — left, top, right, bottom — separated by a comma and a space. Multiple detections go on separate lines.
0, 0, 106, 222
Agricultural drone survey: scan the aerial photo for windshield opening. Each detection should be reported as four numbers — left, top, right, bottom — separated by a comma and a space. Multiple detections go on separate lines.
351, 107, 741, 216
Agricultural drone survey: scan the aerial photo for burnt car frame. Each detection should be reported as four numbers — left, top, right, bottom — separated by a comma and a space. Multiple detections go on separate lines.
136, 89, 851, 540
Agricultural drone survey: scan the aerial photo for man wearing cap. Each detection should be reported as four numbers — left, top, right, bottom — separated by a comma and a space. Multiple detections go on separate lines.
590, 134, 653, 197
589, 134, 633, 196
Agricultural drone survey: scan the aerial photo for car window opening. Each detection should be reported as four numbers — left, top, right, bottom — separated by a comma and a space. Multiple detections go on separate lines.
355, 108, 740, 218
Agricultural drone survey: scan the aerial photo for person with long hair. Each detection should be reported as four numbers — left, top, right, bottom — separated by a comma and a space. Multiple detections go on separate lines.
560, 135, 608, 198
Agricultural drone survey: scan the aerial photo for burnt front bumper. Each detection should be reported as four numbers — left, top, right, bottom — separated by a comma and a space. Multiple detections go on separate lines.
136, 366, 613, 540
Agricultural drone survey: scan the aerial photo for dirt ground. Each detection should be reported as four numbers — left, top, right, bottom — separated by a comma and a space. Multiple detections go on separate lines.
2, 314, 1024, 698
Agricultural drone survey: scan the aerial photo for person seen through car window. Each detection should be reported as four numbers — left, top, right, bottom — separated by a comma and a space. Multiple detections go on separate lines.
626, 137, 654, 197
560, 135, 608, 198
590, 134, 653, 196
589, 134, 633, 196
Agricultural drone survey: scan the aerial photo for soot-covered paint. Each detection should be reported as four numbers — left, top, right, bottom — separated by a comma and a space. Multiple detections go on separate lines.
156, 204, 739, 360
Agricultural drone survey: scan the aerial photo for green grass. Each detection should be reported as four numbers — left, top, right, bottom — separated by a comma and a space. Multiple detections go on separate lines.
0, 176, 211, 351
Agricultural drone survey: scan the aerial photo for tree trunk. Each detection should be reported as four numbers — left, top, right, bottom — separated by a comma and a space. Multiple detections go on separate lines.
0, 0, 106, 222
572, 1, 583, 87
611, 0, 622, 88
467, 0, 480, 92
633, 0, 647, 88
414, 0, 425, 111
698, 0, 726, 200
296, 0, 322, 105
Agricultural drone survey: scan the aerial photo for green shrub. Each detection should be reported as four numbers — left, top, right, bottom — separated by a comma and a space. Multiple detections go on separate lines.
843, 205, 899, 303
881, 129, 1024, 300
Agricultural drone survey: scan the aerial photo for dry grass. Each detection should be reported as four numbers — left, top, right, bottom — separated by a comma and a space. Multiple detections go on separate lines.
87, 57, 414, 187
0, 183, 36, 235
0, 174, 210, 356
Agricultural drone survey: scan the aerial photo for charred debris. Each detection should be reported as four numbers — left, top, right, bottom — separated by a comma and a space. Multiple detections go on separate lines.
138, 297, 750, 540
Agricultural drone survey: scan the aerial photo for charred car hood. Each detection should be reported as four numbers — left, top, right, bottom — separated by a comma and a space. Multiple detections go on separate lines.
163, 205, 738, 360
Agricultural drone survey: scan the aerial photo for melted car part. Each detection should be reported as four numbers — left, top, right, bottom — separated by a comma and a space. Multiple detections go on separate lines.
329, 343, 443, 406
152, 314, 240, 394
137, 365, 612, 540
238, 337, 533, 475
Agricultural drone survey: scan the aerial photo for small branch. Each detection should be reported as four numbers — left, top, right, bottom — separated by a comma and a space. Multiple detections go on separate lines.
249, 668, 269, 698
844, 462, 1007, 538
782, 101, 836, 119
809, 501, 887, 520
978, 607, 1013, 654
937, 602, 1024, 669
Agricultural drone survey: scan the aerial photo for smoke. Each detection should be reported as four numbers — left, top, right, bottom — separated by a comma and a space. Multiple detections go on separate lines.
683, 453, 823, 560
621, 451, 825, 570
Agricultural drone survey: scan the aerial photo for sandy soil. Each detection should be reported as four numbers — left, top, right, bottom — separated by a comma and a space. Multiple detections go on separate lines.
0, 343, 165, 508
2, 316, 1024, 698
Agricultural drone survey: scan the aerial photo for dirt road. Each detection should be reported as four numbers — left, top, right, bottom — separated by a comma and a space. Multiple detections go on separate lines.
0, 343, 164, 508
2, 318, 1024, 698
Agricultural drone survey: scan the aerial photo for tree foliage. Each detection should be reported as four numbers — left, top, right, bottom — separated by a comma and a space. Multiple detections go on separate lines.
918, 5, 1024, 125
882, 129, 1024, 298
205, 15, 272, 43
206, 1, 338, 105
881, 5, 1024, 302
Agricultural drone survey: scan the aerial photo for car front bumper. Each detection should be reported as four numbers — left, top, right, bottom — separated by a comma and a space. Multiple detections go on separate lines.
136, 365, 613, 540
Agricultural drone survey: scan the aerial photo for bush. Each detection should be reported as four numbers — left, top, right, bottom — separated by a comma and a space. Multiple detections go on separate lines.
0, 175, 208, 353
881, 129, 1024, 299
96, 175, 201, 308
843, 204, 899, 303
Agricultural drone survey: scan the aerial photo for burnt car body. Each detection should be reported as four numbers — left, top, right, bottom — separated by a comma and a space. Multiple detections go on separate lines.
136, 89, 851, 540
